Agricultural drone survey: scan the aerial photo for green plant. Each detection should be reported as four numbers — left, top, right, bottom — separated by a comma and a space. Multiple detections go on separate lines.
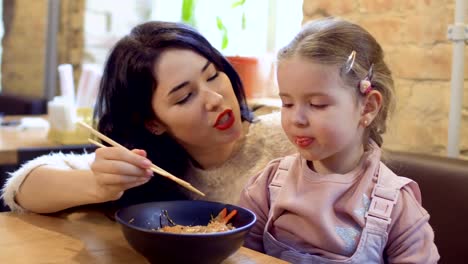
181, 0, 197, 28
216, 0, 246, 50
181, 0, 246, 51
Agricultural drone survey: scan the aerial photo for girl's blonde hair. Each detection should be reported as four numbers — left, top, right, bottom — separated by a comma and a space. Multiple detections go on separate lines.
278, 18, 394, 147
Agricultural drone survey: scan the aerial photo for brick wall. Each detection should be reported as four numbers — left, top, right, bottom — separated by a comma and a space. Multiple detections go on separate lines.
303, 0, 468, 158
1, 0, 84, 98
1, 0, 47, 97
57, 0, 85, 92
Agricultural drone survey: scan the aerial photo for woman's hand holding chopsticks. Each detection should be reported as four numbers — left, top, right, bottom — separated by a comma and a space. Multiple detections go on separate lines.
79, 122, 204, 196
90, 146, 154, 202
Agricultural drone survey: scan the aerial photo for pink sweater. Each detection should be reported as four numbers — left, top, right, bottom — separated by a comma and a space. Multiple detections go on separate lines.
239, 145, 439, 263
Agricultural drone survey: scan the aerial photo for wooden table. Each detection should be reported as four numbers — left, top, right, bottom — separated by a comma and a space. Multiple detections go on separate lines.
0, 115, 94, 166
0, 115, 54, 165
0, 210, 288, 263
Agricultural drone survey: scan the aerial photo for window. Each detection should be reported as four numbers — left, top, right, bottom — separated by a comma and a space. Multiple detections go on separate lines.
83, 0, 302, 65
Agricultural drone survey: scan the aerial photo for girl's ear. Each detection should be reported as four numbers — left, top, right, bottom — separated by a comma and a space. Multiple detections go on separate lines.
145, 119, 167, 135
361, 90, 383, 126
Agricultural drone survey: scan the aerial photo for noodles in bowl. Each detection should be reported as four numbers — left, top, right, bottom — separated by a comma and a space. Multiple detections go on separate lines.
157, 208, 237, 234
115, 200, 256, 264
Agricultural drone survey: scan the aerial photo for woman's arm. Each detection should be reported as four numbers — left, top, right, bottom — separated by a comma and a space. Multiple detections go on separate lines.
3, 147, 154, 214
15, 166, 101, 213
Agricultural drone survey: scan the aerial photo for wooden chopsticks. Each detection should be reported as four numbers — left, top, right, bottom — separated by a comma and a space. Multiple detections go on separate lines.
78, 121, 205, 197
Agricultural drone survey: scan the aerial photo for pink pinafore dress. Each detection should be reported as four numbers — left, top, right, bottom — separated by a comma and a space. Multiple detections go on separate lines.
264, 157, 417, 264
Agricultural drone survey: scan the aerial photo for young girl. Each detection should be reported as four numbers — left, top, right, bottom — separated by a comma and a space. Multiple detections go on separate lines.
1, 21, 294, 214
239, 18, 439, 263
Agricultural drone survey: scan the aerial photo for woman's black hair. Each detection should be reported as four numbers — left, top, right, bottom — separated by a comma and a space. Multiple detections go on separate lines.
94, 21, 253, 207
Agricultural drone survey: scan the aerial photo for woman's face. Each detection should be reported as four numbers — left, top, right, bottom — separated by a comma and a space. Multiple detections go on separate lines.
150, 49, 243, 153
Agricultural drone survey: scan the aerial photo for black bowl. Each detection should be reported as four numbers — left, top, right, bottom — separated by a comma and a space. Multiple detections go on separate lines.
115, 200, 257, 264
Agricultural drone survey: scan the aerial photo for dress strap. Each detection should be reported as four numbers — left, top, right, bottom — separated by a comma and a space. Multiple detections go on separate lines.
365, 163, 414, 231
268, 155, 296, 204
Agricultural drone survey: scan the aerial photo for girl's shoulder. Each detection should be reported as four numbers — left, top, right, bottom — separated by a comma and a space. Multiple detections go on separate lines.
246, 153, 300, 189
243, 156, 283, 190
376, 162, 429, 230
378, 162, 422, 204
378, 163, 437, 261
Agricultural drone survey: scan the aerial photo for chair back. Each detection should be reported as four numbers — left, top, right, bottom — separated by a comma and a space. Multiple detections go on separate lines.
0, 93, 47, 115
385, 151, 468, 264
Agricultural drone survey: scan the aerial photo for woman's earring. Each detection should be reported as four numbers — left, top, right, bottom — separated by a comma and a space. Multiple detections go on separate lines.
149, 124, 165, 135
362, 119, 368, 127
152, 128, 164, 135
145, 120, 166, 135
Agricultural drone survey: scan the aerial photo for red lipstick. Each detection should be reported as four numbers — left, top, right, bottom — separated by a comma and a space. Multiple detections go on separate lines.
214, 109, 235, 131
295, 136, 314, 148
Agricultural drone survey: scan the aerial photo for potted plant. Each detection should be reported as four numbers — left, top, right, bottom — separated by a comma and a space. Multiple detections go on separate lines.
215, 0, 261, 99
181, 0, 262, 99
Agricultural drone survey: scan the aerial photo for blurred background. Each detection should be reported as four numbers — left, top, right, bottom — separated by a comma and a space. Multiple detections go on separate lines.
0, 0, 467, 159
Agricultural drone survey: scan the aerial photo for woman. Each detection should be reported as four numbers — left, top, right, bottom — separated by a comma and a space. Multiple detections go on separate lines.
2, 21, 294, 213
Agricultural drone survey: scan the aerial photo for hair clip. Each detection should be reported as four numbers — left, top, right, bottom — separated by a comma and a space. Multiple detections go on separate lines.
342, 50, 356, 74
365, 64, 374, 81
343, 51, 374, 95
359, 80, 372, 94
359, 64, 374, 95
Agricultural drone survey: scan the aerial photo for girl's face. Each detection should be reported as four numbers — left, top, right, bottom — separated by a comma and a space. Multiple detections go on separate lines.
277, 57, 365, 171
150, 49, 243, 154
